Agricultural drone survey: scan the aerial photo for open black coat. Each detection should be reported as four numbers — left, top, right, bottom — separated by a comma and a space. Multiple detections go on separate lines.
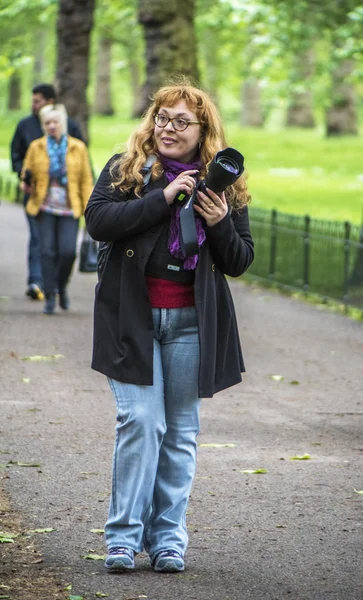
85, 157, 254, 398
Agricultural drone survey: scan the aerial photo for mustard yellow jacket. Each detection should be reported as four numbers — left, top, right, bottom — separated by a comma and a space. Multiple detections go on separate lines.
22, 136, 94, 218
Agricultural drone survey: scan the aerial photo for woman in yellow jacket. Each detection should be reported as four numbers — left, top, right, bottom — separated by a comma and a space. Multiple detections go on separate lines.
21, 104, 93, 314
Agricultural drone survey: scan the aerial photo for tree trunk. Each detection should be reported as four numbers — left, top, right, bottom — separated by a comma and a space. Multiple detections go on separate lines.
241, 78, 264, 127
8, 72, 21, 110
130, 59, 142, 119
326, 58, 358, 136
33, 30, 47, 85
286, 48, 316, 128
138, 0, 199, 116
55, 0, 95, 144
94, 37, 114, 115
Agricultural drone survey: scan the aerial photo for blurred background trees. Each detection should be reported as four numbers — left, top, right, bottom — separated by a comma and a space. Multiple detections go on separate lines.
1, 0, 363, 136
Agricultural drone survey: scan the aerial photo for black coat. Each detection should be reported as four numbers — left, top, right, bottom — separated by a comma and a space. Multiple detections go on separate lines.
85, 157, 254, 398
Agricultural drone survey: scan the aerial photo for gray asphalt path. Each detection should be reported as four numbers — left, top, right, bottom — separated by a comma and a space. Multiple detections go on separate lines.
1, 200, 363, 600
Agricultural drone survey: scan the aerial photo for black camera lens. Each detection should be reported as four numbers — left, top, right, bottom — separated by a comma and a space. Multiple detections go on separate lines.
204, 147, 244, 194
217, 157, 240, 175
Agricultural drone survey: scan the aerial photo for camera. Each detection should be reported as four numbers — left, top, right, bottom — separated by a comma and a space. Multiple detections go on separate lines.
177, 147, 244, 257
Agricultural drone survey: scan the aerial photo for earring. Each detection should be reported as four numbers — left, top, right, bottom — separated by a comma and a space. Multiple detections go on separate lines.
198, 140, 202, 150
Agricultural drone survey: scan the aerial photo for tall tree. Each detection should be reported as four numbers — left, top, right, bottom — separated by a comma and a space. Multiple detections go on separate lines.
286, 48, 316, 128
93, 0, 144, 118
138, 0, 199, 114
94, 36, 114, 115
55, 0, 95, 143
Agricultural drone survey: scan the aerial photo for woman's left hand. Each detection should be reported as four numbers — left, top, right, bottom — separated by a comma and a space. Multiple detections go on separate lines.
194, 187, 228, 227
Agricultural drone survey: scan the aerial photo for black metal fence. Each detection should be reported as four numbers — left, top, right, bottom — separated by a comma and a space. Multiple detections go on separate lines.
1, 174, 362, 309
248, 207, 363, 309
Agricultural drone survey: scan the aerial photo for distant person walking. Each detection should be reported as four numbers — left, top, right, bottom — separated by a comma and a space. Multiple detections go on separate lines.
20, 104, 93, 315
10, 83, 84, 301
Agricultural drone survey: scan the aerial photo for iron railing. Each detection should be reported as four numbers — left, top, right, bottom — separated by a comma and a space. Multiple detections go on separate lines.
248, 207, 363, 309
1, 175, 362, 308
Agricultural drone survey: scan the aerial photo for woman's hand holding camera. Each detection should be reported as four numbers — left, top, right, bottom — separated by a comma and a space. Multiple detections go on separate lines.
194, 188, 228, 227
163, 170, 199, 205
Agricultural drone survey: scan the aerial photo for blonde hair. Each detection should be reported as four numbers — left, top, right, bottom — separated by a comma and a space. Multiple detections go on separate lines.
39, 104, 68, 136
110, 77, 251, 208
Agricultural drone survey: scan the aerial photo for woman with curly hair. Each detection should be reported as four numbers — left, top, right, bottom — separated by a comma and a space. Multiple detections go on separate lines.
85, 78, 254, 573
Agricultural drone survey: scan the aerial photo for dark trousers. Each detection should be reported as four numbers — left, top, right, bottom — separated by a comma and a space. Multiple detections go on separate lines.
36, 211, 79, 298
24, 194, 43, 287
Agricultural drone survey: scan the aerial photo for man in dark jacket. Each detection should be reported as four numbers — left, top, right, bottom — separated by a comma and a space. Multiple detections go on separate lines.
10, 83, 84, 300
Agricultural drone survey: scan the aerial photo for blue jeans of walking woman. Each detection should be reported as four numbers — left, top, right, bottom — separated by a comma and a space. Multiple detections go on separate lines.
36, 211, 79, 298
105, 306, 201, 561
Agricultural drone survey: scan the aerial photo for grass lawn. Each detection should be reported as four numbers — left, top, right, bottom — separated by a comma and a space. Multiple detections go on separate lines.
1, 112, 363, 224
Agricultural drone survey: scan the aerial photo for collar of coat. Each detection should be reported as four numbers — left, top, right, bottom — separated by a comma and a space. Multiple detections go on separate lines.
36, 135, 81, 151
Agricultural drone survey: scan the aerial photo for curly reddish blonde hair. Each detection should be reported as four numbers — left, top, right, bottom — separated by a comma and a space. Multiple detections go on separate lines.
110, 78, 251, 208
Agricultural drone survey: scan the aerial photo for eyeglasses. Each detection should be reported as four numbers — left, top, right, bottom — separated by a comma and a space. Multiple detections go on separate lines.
154, 113, 200, 132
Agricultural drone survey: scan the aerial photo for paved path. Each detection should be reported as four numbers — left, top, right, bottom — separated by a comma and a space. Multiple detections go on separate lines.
1, 200, 362, 600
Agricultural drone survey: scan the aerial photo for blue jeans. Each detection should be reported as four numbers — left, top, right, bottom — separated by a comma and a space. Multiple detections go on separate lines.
105, 307, 201, 559
24, 196, 43, 287
36, 211, 79, 298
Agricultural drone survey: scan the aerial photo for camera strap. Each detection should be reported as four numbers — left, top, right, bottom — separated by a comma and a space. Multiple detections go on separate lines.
179, 191, 199, 257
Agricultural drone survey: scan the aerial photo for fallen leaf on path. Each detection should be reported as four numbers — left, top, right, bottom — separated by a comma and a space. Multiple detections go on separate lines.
82, 553, 107, 560
198, 443, 236, 448
353, 489, 363, 494
64, 585, 72, 591
90, 528, 104, 534
241, 468, 267, 474
0, 532, 19, 543
7, 461, 41, 468
289, 454, 311, 460
21, 354, 64, 361
68, 596, 84, 600
96, 594, 109, 598
27, 528, 55, 534
21, 378, 31, 383
270, 374, 284, 381
289, 380, 300, 385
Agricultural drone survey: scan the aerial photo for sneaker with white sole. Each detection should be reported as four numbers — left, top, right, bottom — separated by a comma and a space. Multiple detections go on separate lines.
105, 546, 135, 570
152, 549, 185, 572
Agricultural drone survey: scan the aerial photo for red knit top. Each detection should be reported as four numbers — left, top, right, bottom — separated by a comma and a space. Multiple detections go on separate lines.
146, 275, 195, 308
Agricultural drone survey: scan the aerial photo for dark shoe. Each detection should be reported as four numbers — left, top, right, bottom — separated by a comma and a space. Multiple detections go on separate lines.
43, 296, 55, 315
26, 283, 44, 301
104, 547, 135, 570
152, 549, 184, 572
59, 289, 69, 310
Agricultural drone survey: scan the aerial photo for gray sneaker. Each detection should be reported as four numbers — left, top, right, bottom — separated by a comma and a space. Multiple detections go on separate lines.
105, 546, 135, 570
152, 550, 185, 572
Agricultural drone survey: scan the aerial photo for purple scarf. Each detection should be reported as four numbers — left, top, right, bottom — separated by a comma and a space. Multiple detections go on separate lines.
160, 154, 205, 270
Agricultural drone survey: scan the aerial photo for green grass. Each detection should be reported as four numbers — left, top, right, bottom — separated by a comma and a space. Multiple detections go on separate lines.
1, 112, 363, 224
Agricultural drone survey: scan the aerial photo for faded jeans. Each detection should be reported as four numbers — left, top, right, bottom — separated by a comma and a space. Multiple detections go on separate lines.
23, 193, 42, 287
105, 306, 201, 560
36, 211, 79, 298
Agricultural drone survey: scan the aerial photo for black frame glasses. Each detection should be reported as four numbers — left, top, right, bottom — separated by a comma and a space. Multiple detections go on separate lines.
154, 113, 200, 132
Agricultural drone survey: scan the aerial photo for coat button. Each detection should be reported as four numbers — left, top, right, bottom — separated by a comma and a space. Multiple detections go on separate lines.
126, 249, 134, 257
211, 264, 215, 271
